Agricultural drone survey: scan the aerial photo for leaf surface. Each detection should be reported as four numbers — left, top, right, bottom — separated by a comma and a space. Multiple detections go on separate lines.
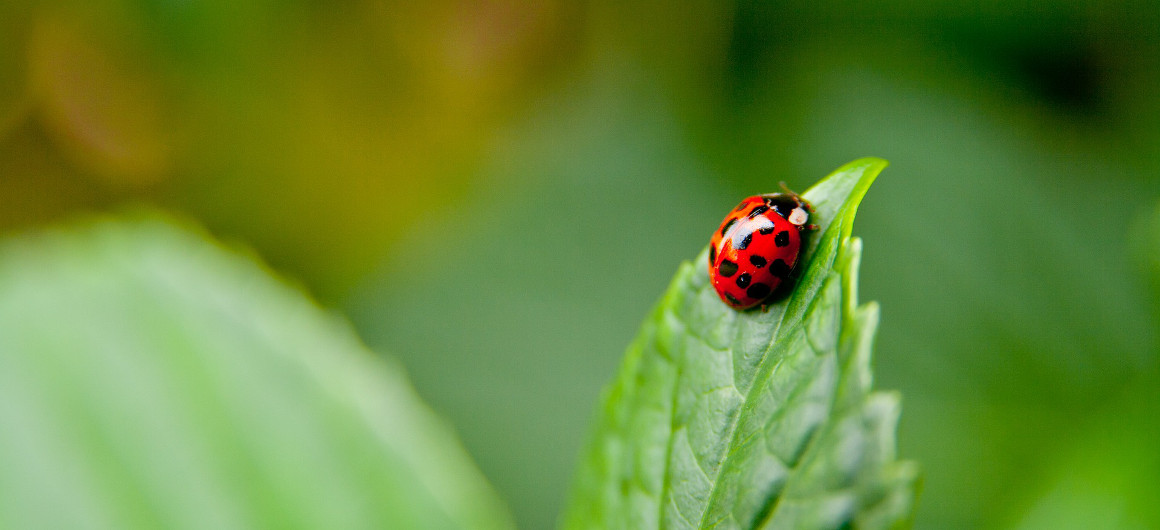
0, 216, 513, 530
562, 158, 918, 529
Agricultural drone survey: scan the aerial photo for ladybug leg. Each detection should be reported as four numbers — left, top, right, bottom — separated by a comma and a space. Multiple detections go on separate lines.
761, 303, 770, 312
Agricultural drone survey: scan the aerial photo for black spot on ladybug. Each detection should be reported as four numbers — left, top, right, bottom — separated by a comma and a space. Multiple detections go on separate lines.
770, 259, 791, 278
758, 226, 774, 235
718, 260, 738, 277
736, 232, 753, 250
724, 293, 742, 306
736, 273, 751, 288
720, 218, 737, 237
734, 201, 750, 211
746, 283, 771, 300
749, 255, 767, 268
709, 245, 716, 265
747, 205, 769, 219
774, 231, 790, 247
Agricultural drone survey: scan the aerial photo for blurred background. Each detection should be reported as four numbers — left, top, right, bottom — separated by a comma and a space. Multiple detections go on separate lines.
2, 0, 1159, 528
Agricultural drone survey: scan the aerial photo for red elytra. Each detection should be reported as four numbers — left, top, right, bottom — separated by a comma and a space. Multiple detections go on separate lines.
708, 192, 814, 310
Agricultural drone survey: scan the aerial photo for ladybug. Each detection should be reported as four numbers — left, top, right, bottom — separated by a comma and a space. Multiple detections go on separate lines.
708, 189, 815, 310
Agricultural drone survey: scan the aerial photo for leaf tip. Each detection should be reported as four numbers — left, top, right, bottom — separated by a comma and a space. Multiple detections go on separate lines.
837, 157, 887, 202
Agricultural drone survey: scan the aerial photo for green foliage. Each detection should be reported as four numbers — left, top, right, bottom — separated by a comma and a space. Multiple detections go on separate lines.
562, 159, 918, 529
0, 216, 513, 530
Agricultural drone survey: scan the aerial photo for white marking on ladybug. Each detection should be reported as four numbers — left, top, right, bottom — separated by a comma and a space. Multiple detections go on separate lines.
732, 217, 773, 247
788, 207, 808, 226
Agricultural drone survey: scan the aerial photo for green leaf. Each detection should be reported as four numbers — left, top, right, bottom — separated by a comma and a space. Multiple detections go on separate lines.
561, 158, 918, 529
0, 216, 513, 530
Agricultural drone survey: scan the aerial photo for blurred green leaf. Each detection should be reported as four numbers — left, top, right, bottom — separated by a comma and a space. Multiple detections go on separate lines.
1007, 371, 1160, 530
561, 159, 918, 529
0, 215, 513, 530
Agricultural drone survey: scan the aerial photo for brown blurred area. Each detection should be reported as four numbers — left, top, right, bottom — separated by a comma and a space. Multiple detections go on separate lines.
0, 0, 580, 298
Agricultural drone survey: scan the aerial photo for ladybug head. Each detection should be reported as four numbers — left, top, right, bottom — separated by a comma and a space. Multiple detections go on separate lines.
762, 193, 811, 228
